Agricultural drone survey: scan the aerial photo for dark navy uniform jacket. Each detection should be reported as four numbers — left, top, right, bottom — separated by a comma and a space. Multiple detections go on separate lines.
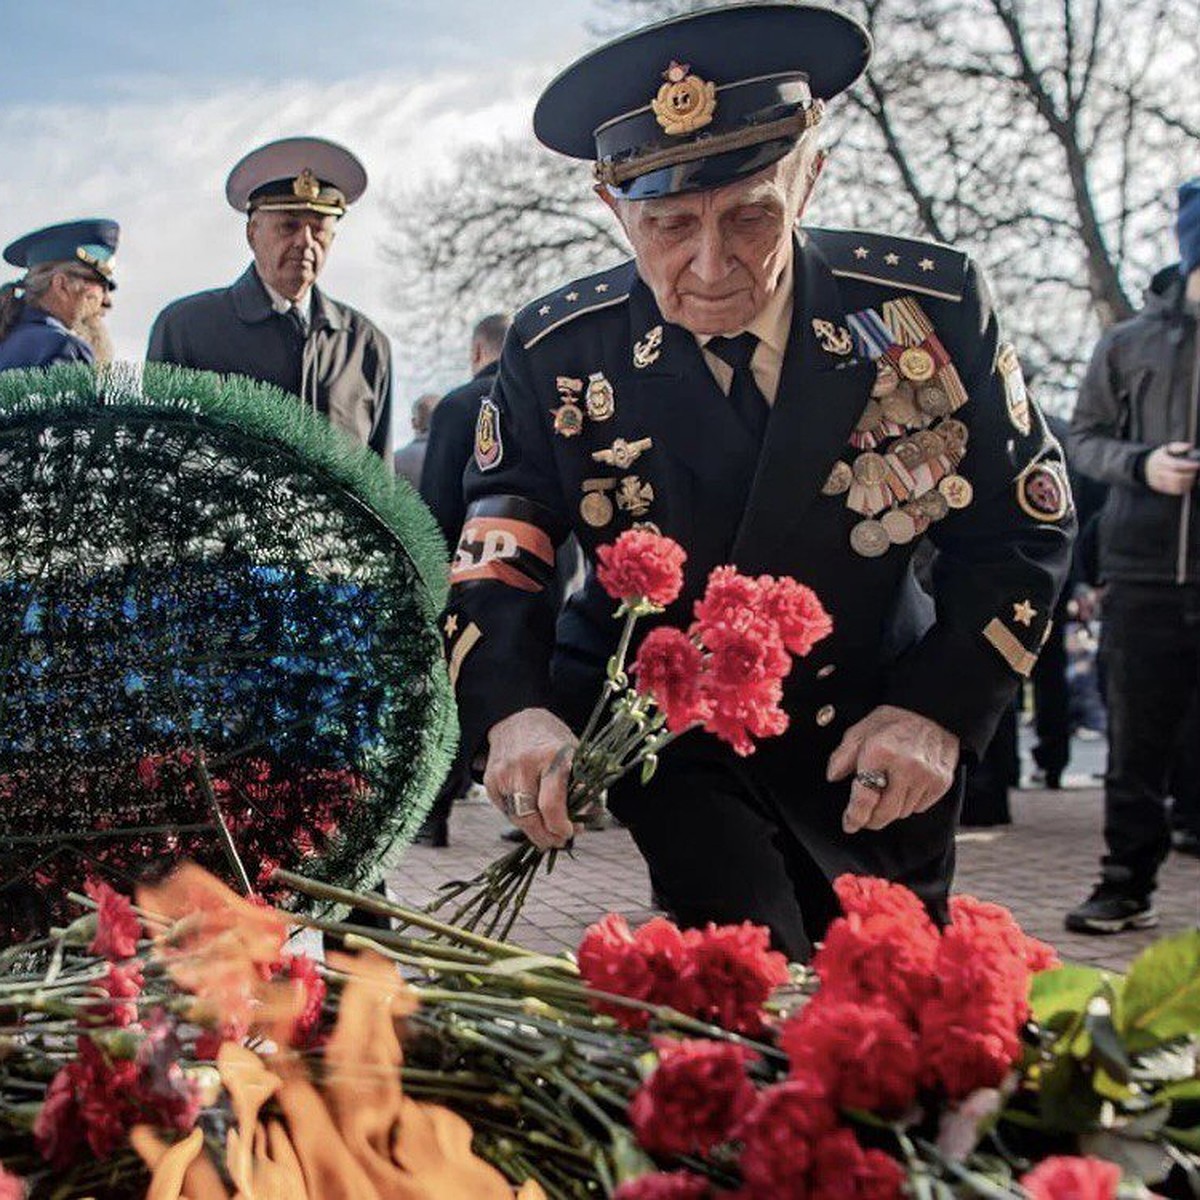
421, 361, 500, 545
445, 229, 1073, 865
0, 306, 94, 371
147, 267, 392, 459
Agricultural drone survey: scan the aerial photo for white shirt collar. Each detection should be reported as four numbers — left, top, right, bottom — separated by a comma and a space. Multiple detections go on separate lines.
256, 270, 312, 327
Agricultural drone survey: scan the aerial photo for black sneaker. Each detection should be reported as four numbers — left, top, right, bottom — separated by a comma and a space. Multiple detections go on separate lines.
1065, 885, 1158, 935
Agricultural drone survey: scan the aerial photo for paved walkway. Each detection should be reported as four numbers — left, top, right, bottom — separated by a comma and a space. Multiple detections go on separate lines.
388, 784, 1199, 974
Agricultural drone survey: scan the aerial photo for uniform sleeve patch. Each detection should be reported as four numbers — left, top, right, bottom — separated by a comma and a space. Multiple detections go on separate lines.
1016, 460, 1070, 522
997, 343, 1031, 435
474, 397, 503, 471
983, 617, 1038, 677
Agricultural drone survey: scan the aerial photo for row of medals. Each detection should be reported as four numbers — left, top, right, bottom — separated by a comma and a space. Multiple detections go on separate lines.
553, 373, 657, 529
825, 351, 972, 559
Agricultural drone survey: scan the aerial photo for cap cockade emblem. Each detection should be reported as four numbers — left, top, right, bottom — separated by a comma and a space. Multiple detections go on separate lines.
651, 60, 717, 136
292, 168, 321, 201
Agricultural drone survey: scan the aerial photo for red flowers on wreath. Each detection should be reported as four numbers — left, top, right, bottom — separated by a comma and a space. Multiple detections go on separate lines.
576, 914, 787, 1035
1020, 1155, 1123, 1199
613, 1172, 712, 1200
629, 1039, 758, 1157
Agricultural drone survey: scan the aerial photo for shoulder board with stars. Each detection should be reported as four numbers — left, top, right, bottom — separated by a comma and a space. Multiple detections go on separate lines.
517, 260, 638, 351
805, 227, 969, 304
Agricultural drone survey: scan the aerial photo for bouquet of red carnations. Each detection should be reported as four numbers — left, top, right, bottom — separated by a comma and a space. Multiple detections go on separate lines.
426, 529, 833, 936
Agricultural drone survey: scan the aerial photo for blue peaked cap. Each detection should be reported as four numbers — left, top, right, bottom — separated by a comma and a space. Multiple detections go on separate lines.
3, 219, 120, 289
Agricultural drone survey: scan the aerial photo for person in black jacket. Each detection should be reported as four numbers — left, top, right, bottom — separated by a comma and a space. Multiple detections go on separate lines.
443, 4, 1073, 959
420, 314, 510, 543
1065, 177, 1200, 934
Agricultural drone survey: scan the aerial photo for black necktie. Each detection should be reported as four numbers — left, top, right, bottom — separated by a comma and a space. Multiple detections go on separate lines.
707, 332, 768, 440
281, 305, 307, 340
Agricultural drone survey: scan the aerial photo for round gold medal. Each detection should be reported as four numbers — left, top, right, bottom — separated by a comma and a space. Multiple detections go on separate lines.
580, 491, 614, 527
915, 430, 944, 459
850, 518, 890, 558
939, 418, 968, 448
898, 347, 936, 382
916, 384, 951, 417
853, 452, 888, 487
881, 388, 920, 426
822, 460, 853, 496
880, 508, 918, 545
939, 474, 974, 509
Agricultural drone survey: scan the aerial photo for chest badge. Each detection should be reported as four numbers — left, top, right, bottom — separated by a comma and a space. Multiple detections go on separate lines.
634, 325, 663, 369
592, 436, 652, 469
474, 397, 503, 471
615, 475, 654, 517
812, 318, 854, 357
552, 376, 584, 437
585, 372, 616, 421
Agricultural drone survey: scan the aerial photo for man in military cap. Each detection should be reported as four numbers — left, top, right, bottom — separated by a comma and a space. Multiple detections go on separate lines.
444, 3, 1073, 958
147, 137, 392, 458
0, 220, 118, 370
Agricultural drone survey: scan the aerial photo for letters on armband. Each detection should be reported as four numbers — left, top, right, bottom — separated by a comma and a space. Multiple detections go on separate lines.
450, 500, 557, 593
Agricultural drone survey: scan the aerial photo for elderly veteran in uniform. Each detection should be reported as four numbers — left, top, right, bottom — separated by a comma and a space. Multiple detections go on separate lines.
147, 137, 392, 459
443, 3, 1074, 959
0, 220, 118, 371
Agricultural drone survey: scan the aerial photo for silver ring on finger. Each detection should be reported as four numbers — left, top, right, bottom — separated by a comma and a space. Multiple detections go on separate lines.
502, 790, 539, 819
854, 768, 890, 793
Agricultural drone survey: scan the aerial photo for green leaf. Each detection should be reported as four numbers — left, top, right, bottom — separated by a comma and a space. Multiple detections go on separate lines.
1159, 1079, 1200, 1103
1037, 1052, 1104, 1133
1120, 930, 1200, 1052
640, 755, 658, 784
608, 1127, 656, 1183
1031, 965, 1106, 1025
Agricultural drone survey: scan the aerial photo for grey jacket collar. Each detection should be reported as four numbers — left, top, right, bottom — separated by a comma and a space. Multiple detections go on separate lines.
229, 265, 346, 331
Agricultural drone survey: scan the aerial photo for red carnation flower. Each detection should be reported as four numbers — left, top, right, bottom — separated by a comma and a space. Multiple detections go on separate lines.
684, 922, 789, 1035
781, 997, 919, 1115
1020, 1155, 1122, 1200
613, 1172, 711, 1199
0, 1166, 24, 1200
84, 878, 140, 960
835, 874, 938, 930
597, 530, 687, 608
735, 1076, 838, 1199
809, 1127, 905, 1200
696, 618, 791, 756
693, 566, 763, 631
282, 953, 327, 1048
633, 917, 696, 1012
758, 576, 833, 657
633, 626, 710, 732
630, 1040, 757, 1157
86, 960, 144, 1028
919, 1004, 1021, 1099
578, 913, 657, 1027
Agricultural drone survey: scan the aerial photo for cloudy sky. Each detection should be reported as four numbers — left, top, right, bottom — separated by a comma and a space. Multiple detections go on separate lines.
0, 0, 600, 438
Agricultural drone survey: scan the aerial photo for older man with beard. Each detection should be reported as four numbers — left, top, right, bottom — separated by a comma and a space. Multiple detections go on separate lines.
0, 219, 118, 370
442, 3, 1075, 959
147, 137, 392, 460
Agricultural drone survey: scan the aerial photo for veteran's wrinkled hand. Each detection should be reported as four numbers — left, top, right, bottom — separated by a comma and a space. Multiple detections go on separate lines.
826, 704, 960, 834
484, 708, 578, 850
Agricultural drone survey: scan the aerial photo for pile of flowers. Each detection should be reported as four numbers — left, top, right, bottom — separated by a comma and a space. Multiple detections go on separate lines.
2, 865, 1196, 1198
428, 529, 832, 935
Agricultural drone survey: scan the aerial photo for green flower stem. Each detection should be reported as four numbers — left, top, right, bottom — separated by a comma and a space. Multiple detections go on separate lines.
294, 915, 490, 966
275, 869, 548, 962
577, 609, 641, 749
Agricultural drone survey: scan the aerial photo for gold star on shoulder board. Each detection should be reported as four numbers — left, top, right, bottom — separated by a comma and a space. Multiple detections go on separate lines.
854, 245, 870, 259
595, 283, 609, 293
565, 291, 579, 302
884, 252, 900, 265
918, 257, 935, 272
1012, 600, 1036, 626
444, 613, 459, 638
538, 305, 551, 316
